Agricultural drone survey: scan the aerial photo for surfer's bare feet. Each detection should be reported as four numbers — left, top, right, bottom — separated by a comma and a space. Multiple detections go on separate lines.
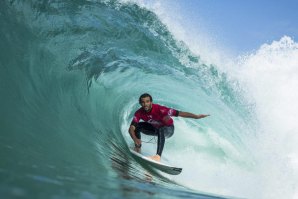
149, 155, 161, 162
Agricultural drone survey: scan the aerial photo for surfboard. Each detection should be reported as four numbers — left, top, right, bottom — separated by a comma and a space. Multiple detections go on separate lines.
129, 149, 182, 175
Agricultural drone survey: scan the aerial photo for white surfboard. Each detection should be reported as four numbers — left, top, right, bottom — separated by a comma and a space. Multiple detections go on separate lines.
129, 149, 182, 175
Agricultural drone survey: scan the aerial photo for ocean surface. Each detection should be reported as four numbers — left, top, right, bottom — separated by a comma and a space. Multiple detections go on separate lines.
1, 1, 298, 199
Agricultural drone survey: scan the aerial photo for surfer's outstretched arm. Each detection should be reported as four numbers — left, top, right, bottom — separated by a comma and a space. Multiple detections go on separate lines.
178, 111, 210, 119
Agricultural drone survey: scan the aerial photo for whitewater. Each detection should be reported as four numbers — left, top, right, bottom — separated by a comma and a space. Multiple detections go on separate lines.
1, 1, 298, 199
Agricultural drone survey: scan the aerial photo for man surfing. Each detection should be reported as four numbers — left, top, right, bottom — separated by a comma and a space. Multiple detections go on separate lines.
128, 93, 210, 162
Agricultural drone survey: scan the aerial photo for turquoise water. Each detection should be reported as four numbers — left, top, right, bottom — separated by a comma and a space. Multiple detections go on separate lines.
1, 1, 297, 198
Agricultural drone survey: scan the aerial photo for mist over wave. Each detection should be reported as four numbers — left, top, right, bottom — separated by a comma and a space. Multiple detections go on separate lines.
235, 36, 298, 198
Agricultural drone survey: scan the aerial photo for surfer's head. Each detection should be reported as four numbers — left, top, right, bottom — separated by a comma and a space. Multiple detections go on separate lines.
139, 93, 153, 112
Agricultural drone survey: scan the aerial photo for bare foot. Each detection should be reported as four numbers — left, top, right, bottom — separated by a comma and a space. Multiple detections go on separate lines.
148, 155, 161, 162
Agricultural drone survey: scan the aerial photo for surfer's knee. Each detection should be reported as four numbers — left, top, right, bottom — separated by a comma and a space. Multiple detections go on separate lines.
161, 125, 174, 138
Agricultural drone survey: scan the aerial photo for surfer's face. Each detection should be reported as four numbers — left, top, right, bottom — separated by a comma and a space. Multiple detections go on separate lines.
140, 97, 152, 112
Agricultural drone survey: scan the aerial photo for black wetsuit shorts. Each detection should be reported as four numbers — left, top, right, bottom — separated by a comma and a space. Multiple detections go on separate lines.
135, 122, 174, 156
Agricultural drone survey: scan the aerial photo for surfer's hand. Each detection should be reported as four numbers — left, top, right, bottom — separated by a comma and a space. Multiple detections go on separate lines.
134, 139, 142, 148
135, 143, 142, 148
178, 111, 210, 119
195, 114, 210, 119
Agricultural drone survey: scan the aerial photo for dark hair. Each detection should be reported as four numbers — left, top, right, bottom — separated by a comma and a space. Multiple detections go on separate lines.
139, 93, 152, 104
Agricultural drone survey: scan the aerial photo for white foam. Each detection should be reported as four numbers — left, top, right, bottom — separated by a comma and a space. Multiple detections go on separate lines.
234, 36, 298, 199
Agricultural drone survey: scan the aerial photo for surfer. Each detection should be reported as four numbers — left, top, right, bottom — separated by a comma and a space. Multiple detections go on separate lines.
129, 93, 210, 162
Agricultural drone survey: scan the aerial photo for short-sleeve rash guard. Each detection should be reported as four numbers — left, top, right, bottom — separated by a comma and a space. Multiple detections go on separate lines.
131, 104, 179, 128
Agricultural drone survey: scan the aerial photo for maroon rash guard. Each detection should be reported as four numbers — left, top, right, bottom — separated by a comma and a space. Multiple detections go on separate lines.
131, 104, 179, 128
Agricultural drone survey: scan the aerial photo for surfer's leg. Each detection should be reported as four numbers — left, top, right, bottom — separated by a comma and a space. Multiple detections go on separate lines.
156, 125, 174, 156
161, 125, 174, 138
156, 129, 165, 156
135, 122, 157, 139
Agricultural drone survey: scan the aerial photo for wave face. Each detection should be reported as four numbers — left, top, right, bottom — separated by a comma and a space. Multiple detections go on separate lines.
1, 1, 297, 198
